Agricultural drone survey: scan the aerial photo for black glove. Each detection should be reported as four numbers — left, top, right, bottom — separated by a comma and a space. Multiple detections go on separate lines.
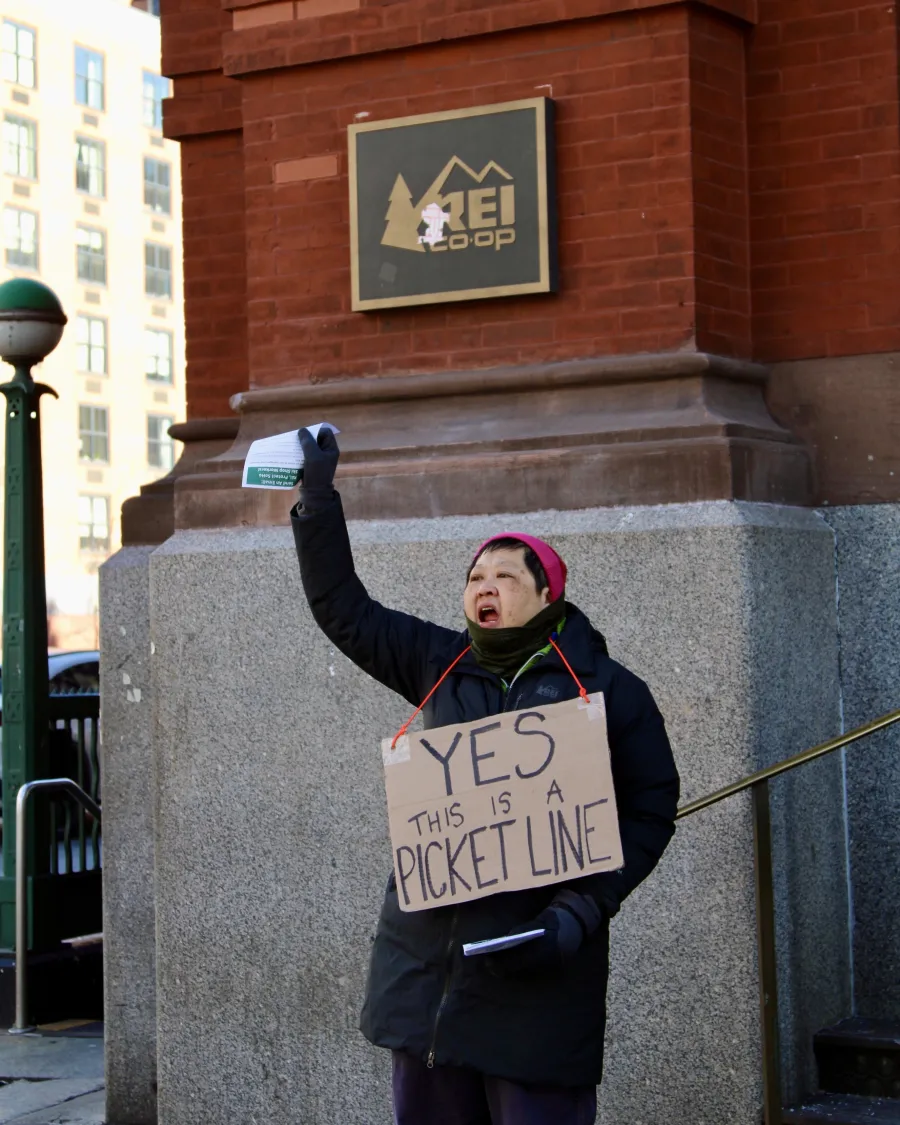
297, 427, 339, 512
486, 890, 604, 977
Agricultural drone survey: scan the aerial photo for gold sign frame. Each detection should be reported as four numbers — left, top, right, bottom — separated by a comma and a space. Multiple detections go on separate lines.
348, 98, 556, 311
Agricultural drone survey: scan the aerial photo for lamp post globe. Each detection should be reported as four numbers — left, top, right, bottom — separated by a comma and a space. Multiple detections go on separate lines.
0, 279, 67, 373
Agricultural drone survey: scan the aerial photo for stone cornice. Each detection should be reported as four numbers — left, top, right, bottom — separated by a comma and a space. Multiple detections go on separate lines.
169, 418, 242, 443
221, 0, 757, 78
121, 418, 240, 546
162, 349, 810, 532
230, 353, 770, 415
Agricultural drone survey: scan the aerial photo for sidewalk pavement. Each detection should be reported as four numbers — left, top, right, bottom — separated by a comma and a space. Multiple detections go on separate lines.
0, 1024, 105, 1124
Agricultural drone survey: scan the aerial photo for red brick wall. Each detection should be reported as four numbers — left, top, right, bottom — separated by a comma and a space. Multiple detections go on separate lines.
180, 130, 249, 419
242, 10, 707, 387
161, 0, 232, 77
162, 0, 249, 420
164, 0, 900, 398
748, 0, 900, 362
689, 8, 751, 358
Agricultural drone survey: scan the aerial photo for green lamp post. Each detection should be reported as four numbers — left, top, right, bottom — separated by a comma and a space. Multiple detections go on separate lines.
0, 279, 65, 947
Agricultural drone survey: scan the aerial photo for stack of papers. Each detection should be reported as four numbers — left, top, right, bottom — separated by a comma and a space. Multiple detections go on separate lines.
241, 422, 339, 490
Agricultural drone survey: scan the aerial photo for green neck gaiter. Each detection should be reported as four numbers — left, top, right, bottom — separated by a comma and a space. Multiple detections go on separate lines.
466, 595, 566, 680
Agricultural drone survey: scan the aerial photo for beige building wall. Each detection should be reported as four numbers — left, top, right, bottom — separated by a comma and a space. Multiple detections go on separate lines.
0, 0, 183, 649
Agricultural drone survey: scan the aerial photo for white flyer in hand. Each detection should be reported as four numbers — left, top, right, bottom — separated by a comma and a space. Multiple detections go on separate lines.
241, 422, 340, 490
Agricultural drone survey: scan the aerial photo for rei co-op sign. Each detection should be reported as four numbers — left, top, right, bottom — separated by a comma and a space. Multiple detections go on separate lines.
381, 693, 623, 912
349, 98, 558, 310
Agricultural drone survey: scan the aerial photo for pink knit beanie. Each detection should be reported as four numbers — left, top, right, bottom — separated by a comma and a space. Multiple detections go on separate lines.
471, 533, 567, 601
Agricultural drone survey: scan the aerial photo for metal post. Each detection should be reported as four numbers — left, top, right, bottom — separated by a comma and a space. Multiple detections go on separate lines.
1, 360, 57, 949
10, 779, 101, 1034
11, 779, 35, 1034
752, 779, 782, 1125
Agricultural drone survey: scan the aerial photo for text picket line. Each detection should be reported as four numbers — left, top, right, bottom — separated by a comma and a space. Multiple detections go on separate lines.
380, 692, 623, 912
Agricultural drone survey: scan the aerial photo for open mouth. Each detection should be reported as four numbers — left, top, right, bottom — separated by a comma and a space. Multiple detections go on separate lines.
477, 604, 501, 626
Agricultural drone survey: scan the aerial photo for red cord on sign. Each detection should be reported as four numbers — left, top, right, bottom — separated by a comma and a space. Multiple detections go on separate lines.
549, 638, 591, 703
390, 638, 590, 750
391, 645, 472, 750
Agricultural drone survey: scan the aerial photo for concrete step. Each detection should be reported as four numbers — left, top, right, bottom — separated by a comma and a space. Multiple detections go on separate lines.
784, 1094, 900, 1123
815, 1018, 900, 1099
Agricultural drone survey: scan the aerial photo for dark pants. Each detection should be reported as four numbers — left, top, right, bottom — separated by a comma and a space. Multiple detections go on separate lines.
392, 1052, 597, 1125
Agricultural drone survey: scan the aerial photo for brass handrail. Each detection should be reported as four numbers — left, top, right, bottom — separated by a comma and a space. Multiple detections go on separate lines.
677, 708, 900, 819
672, 705, 900, 1125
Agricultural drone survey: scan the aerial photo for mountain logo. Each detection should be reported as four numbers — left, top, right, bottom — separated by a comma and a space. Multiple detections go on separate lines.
382, 156, 517, 254
349, 96, 555, 309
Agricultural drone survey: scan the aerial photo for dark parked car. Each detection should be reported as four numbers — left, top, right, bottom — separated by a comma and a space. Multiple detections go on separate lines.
0, 650, 100, 780
0, 650, 100, 714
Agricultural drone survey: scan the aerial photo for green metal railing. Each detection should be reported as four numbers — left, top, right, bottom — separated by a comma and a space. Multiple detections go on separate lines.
46, 696, 102, 877
677, 707, 900, 1125
11, 777, 101, 1034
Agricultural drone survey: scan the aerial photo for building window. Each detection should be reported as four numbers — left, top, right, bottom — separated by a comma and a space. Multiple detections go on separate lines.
144, 242, 172, 298
148, 0, 161, 13
3, 114, 36, 179
78, 495, 110, 553
145, 328, 173, 383
75, 136, 106, 197
142, 71, 169, 131
75, 47, 104, 111
76, 226, 107, 286
79, 404, 109, 462
147, 414, 175, 470
76, 315, 107, 375
1, 21, 35, 89
143, 157, 171, 215
4, 206, 37, 269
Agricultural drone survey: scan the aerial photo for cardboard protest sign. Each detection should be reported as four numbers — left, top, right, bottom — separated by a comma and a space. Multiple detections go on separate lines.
380, 693, 623, 912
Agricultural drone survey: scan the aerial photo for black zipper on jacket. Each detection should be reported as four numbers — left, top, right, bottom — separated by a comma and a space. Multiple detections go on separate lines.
502, 666, 537, 712
426, 907, 459, 1068
502, 650, 583, 713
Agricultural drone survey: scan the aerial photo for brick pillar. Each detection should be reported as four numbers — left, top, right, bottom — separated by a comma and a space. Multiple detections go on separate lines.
750, 0, 900, 505
131, 0, 900, 528
162, 0, 812, 530
121, 0, 249, 544
160, 0, 248, 419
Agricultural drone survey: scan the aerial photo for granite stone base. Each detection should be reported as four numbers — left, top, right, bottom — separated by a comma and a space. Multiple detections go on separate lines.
823, 504, 900, 1019
135, 501, 848, 1125
98, 547, 158, 1125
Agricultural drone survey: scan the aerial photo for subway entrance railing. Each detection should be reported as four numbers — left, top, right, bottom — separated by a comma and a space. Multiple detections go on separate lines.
0, 692, 102, 955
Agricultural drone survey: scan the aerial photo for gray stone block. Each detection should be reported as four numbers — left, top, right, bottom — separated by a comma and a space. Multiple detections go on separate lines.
142, 502, 848, 1125
98, 547, 157, 1125
823, 504, 900, 1019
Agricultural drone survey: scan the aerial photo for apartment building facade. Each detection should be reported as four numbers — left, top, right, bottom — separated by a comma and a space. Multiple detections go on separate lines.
1, 0, 182, 648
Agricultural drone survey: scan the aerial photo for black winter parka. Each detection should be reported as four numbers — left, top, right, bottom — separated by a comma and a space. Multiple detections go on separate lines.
291, 496, 680, 1087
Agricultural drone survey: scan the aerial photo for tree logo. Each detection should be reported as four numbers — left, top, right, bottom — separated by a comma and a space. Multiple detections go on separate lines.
382, 157, 517, 254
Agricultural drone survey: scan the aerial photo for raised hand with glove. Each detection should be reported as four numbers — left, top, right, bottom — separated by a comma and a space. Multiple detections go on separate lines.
486, 888, 605, 976
297, 426, 340, 513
